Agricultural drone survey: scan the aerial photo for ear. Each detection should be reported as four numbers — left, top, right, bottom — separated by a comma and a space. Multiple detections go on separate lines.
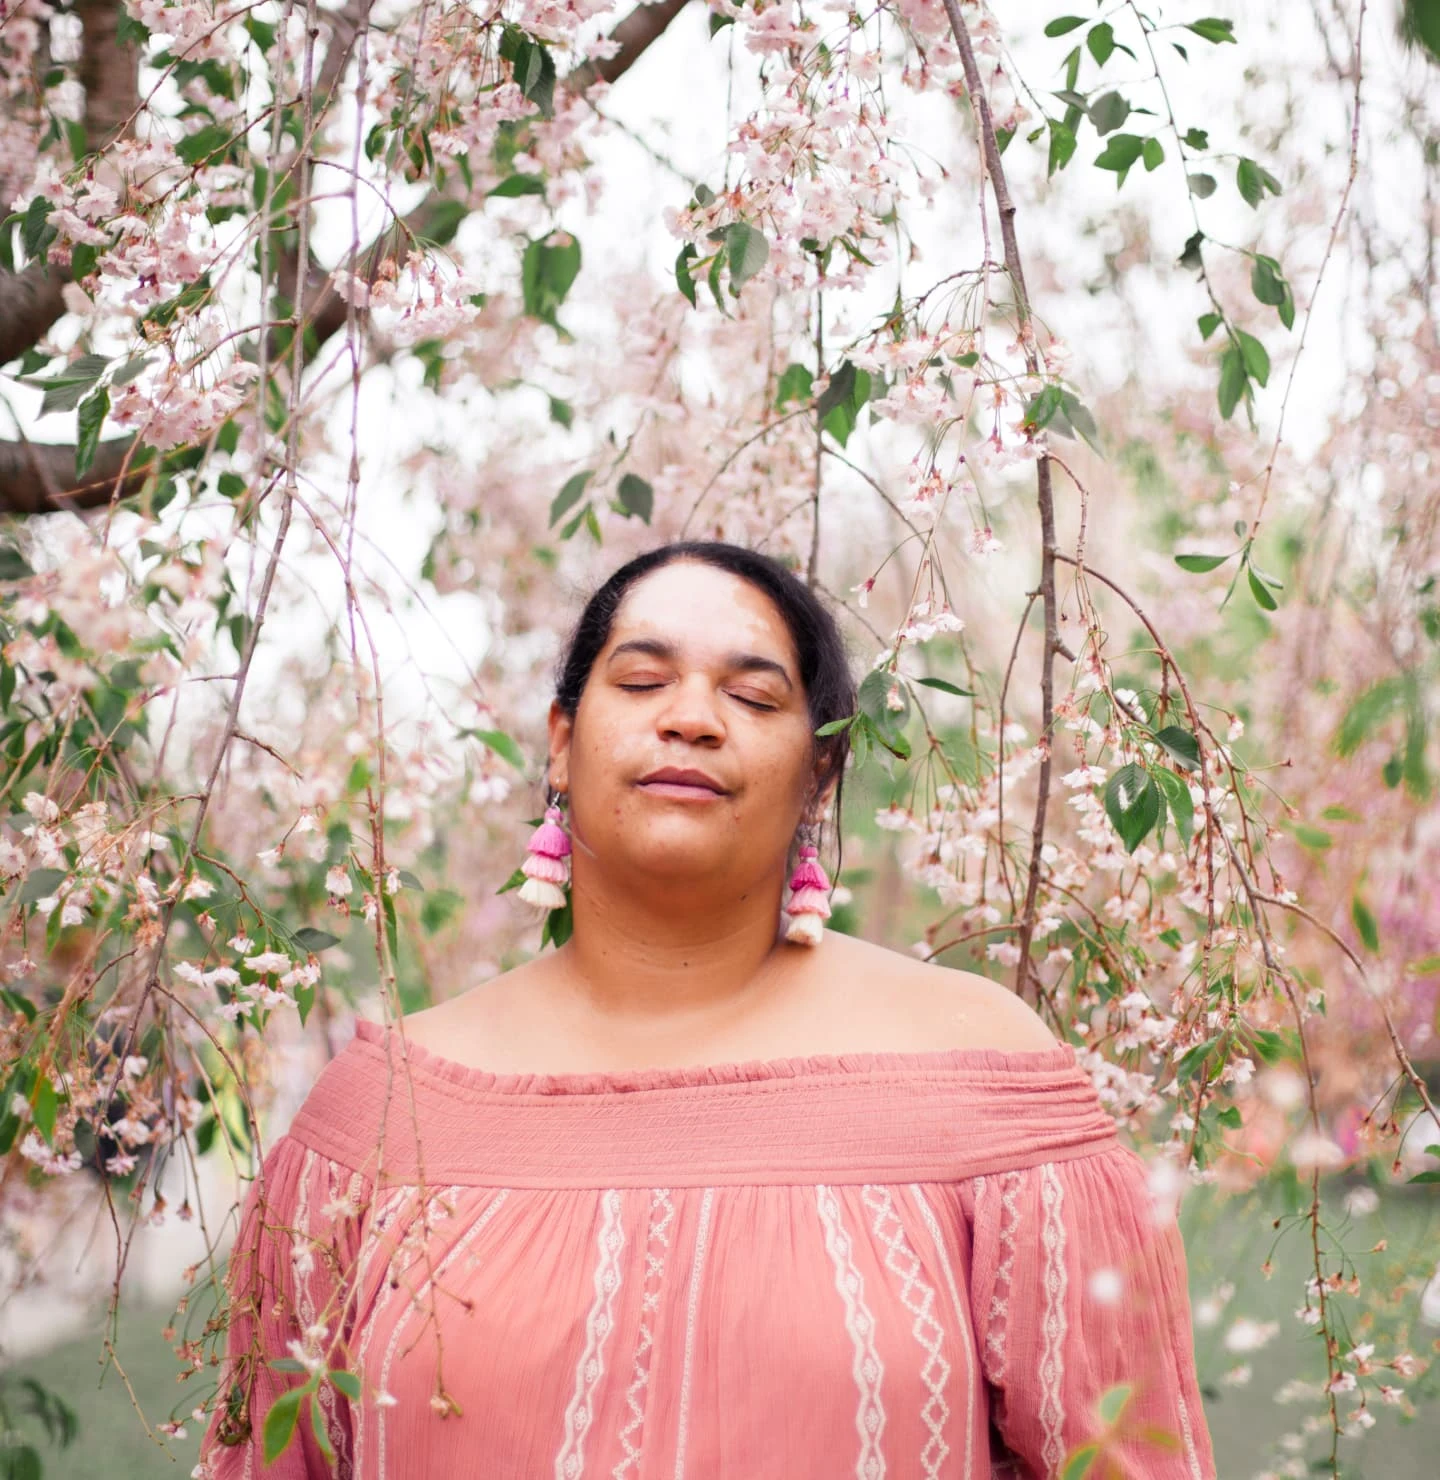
806, 771, 839, 826
546, 699, 573, 795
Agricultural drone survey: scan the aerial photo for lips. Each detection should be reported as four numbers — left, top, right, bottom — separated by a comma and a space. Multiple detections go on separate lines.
636, 766, 730, 797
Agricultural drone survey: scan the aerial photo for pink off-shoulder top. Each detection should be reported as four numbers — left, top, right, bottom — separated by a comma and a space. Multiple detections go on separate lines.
199, 1018, 1215, 1479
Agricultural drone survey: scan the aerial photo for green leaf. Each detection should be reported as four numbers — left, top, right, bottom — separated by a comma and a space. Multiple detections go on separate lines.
775, 362, 814, 408
674, 243, 698, 308
1097, 1382, 1135, 1426
1216, 1103, 1243, 1129
488, 172, 545, 199
1187, 172, 1217, 198
541, 895, 573, 948
1235, 157, 1281, 208
549, 469, 593, 526
10, 1445, 41, 1480
310, 1394, 336, 1463
21, 196, 55, 262
1103, 762, 1161, 853
1196, 311, 1222, 339
1246, 565, 1278, 611
1044, 17, 1087, 36
1178, 230, 1205, 272
112, 355, 151, 387
616, 472, 653, 523
1250, 255, 1286, 307
723, 221, 769, 294
1174, 551, 1230, 572
1289, 823, 1332, 850
708, 11, 733, 34
521, 231, 581, 328
469, 728, 526, 771
1236, 329, 1270, 386
1217, 345, 1247, 420
1061, 1444, 1100, 1480
1350, 893, 1379, 953
1321, 803, 1362, 821
816, 360, 872, 448
176, 123, 232, 167
1187, 17, 1237, 43
495, 865, 527, 895
69, 240, 98, 286
1183, 127, 1210, 149
1154, 769, 1194, 846
421, 199, 468, 247
1334, 678, 1403, 755
22, 353, 111, 416
1278, 280, 1295, 330
1094, 133, 1144, 182
915, 677, 974, 697
329, 1370, 362, 1401
1142, 136, 1165, 171
814, 716, 855, 737
292, 927, 340, 953
33, 1077, 57, 1143
548, 396, 572, 428
1154, 725, 1200, 770
75, 386, 109, 478
1088, 91, 1130, 136
263, 1388, 305, 1465
1047, 118, 1077, 176
857, 669, 912, 759
1087, 22, 1116, 65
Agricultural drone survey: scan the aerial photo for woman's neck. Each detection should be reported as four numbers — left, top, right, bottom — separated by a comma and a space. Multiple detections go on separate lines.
550, 866, 794, 1031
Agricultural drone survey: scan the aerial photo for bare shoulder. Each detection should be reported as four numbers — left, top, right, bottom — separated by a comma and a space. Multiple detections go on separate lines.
392, 959, 546, 1067
819, 932, 1059, 1054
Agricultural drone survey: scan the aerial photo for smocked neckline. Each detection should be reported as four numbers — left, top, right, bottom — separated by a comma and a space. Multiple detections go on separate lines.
350, 1016, 1081, 1097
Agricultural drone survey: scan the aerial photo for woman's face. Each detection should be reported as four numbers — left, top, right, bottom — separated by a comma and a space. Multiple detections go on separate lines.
548, 562, 820, 895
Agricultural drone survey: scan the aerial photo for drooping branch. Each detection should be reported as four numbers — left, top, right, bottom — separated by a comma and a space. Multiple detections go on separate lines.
941, 0, 1068, 1005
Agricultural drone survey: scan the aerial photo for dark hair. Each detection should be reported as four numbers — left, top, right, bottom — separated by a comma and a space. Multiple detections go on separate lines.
555, 541, 856, 804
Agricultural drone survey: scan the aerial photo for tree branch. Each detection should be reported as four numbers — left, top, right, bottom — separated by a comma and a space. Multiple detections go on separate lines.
0, 437, 153, 514
941, 0, 1063, 1005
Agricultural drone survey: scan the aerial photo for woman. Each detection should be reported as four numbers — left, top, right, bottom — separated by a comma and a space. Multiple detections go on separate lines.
200, 542, 1215, 1478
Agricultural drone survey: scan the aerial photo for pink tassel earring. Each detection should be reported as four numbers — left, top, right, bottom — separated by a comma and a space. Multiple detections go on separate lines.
518, 794, 571, 911
783, 827, 832, 946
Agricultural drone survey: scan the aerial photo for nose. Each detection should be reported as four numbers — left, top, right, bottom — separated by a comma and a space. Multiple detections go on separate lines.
655, 674, 725, 746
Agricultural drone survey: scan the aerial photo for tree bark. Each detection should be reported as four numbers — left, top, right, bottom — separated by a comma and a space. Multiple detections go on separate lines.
0, 436, 153, 515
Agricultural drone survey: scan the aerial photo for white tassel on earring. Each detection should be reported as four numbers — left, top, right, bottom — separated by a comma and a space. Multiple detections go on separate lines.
518, 804, 570, 910
783, 843, 832, 945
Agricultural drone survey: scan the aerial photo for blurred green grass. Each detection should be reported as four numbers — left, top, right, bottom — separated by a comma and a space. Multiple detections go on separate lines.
8, 1178, 1438, 1478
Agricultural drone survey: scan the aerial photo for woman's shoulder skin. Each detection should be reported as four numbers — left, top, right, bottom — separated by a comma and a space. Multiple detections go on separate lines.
808, 930, 1060, 1055
396, 931, 1057, 1073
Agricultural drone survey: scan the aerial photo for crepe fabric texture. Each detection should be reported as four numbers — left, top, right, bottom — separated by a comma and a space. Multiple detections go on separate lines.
200, 1018, 1216, 1479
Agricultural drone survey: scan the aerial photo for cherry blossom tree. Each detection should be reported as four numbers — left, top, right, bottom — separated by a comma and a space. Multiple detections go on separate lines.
0, 1, 1436, 1474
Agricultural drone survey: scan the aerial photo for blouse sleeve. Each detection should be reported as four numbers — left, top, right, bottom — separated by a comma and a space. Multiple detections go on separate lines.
198, 1135, 368, 1478
965, 1145, 1216, 1480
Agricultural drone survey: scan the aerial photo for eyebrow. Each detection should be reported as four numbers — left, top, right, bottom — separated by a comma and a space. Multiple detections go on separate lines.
606, 637, 795, 691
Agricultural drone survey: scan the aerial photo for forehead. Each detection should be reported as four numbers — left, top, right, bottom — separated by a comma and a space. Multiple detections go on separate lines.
606, 562, 798, 667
